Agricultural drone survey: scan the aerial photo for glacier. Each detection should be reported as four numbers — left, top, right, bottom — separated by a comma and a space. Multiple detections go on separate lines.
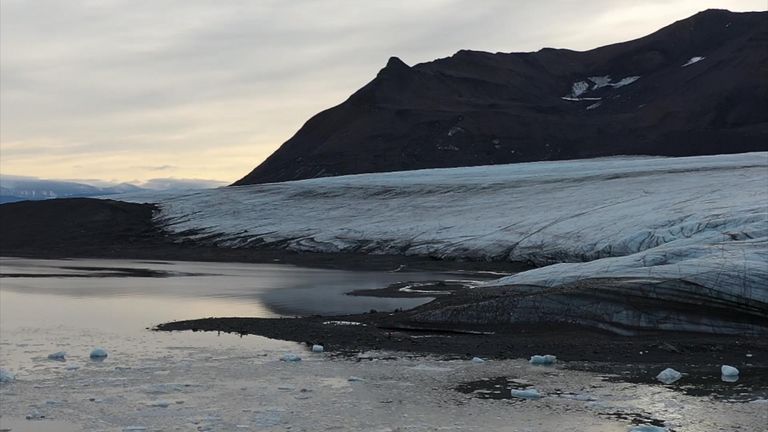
138, 152, 767, 334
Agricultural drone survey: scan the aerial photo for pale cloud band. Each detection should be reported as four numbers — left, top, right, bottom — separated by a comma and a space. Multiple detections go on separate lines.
1, 0, 764, 183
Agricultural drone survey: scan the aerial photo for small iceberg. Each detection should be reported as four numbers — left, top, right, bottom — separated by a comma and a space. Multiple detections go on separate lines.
529, 354, 557, 365
311, 344, 324, 353
656, 368, 682, 384
47, 351, 67, 361
471, 357, 486, 364
629, 426, 668, 432
721, 365, 739, 377
90, 347, 108, 359
510, 388, 542, 399
0, 368, 15, 383
280, 353, 301, 362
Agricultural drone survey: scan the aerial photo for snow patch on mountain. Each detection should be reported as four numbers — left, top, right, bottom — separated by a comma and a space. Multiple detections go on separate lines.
682, 56, 705, 67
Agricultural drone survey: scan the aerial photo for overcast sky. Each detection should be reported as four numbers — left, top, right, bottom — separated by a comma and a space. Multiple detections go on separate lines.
1, 0, 764, 185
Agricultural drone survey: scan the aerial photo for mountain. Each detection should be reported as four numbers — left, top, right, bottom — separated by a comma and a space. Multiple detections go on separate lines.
234, 9, 768, 185
0, 176, 144, 204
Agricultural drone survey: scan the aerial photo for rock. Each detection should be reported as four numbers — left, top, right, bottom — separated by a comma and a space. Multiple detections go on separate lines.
0, 368, 15, 383
90, 347, 108, 359
311, 344, 324, 353
656, 368, 682, 384
721, 365, 739, 376
47, 351, 67, 361
280, 353, 301, 362
529, 355, 557, 365
510, 389, 542, 399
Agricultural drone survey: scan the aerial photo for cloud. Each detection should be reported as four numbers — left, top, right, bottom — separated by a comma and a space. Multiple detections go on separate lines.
134, 164, 176, 171
1, 0, 765, 184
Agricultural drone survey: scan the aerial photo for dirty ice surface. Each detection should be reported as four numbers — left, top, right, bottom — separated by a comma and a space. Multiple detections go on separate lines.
1, 258, 767, 431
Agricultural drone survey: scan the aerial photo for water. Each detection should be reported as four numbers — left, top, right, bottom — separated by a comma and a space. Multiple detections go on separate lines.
0, 257, 475, 371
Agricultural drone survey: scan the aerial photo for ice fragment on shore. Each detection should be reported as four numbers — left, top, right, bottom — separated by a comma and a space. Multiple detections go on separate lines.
90, 347, 108, 359
311, 344, 324, 353
323, 320, 366, 326
47, 351, 66, 361
629, 426, 668, 432
721, 365, 739, 376
510, 389, 542, 399
529, 354, 557, 365
26, 409, 45, 420
0, 368, 15, 383
656, 368, 682, 384
471, 357, 486, 364
280, 353, 301, 362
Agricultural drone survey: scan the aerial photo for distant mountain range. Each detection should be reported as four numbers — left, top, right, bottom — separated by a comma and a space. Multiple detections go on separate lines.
0, 177, 144, 204
235, 9, 768, 185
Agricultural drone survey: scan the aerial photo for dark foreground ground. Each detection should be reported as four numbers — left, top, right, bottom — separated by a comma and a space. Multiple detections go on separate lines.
156, 310, 768, 367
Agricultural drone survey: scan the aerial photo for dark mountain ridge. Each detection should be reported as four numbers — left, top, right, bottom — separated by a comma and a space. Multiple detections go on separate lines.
235, 9, 768, 185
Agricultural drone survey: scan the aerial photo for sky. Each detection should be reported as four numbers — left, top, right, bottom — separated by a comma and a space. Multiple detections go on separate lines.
1, 0, 765, 186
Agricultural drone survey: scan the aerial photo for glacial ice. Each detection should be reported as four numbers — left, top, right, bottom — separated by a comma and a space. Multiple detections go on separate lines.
0, 368, 15, 383
529, 355, 557, 365
656, 368, 682, 384
720, 365, 739, 376
629, 426, 667, 432
311, 344, 324, 353
471, 357, 486, 364
280, 353, 302, 362
510, 388, 542, 399
90, 347, 108, 359
125, 153, 768, 334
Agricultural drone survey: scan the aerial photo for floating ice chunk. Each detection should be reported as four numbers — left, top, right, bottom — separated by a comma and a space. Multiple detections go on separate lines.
589, 75, 612, 89
348, 376, 364, 382
47, 351, 67, 361
510, 388, 542, 399
682, 56, 705, 67
26, 409, 45, 420
529, 354, 557, 365
571, 81, 589, 97
721, 374, 739, 383
90, 347, 108, 359
629, 426, 668, 432
311, 344, 324, 353
0, 368, 16, 383
656, 368, 682, 384
280, 353, 301, 362
123, 427, 147, 432
471, 357, 486, 364
65, 363, 80, 371
145, 400, 171, 408
721, 365, 739, 376
612, 76, 640, 88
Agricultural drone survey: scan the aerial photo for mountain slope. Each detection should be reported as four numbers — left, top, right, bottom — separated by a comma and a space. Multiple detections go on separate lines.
235, 9, 768, 185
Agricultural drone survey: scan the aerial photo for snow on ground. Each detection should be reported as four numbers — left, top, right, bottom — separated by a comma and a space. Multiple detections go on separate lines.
124, 153, 768, 332
682, 56, 705, 67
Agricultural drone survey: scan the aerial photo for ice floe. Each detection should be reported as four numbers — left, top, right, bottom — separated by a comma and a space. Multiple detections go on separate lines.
529, 355, 557, 366
721, 365, 739, 377
0, 368, 15, 383
90, 347, 108, 359
656, 368, 682, 384
510, 388, 542, 399
47, 351, 66, 361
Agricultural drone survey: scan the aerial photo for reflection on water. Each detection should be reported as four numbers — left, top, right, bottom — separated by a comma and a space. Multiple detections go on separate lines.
0, 257, 476, 371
